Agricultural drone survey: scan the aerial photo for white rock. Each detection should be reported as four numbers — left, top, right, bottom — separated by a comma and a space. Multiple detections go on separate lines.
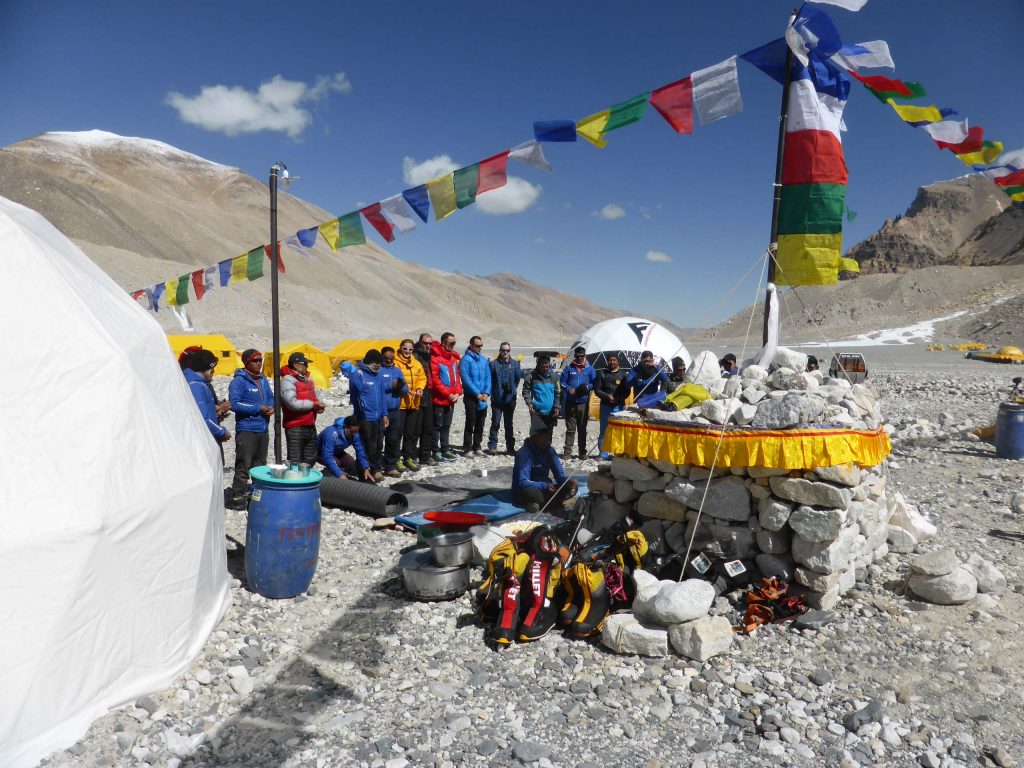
586, 470, 616, 496
734, 403, 759, 426
791, 526, 858, 574
886, 526, 917, 554
637, 491, 687, 522
888, 493, 936, 542
668, 615, 733, 661
910, 548, 959, 577
601, 613, 669, 657
756, 528, 790, 554
469, 525, 507, 566
194, 669, 213, 686
650, 579, 716, 624
769, 476, 852, 509
1012, 490, 1024, 515
700, 398, 738, 424
691, 476, 752, 521
909, 567, 978, 605
772, 347, 809, 373
789, 506, 848, 543
752, 394, 825, 429
811, 463, 862, 487
964, 554, 1006, 595
683, 350, 723, 389
610, 456, 659, 482
741, 364, 769, 380
795, 567, 840, 593
758, 498, 793, 531
632, 576, 668, 622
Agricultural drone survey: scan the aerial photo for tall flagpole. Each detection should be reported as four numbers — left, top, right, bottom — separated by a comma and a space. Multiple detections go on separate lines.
763, 11, 799, 346
269, 163, 284, 464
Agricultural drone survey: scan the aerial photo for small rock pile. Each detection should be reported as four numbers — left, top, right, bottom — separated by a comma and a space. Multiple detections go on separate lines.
907, 548, 1006, 605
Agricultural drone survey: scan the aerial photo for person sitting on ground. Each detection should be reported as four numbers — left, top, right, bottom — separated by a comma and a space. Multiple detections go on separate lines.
806, 355, 819, 373
228, 349, 275, 509
719, 353, 738, 376
559, 346, 598, 460
511, 417, 578, 513
281, 352, 326, 465
349, 349, 388, 481
185, 350, 231, 443
668, 356, 687, 392
317, 415, 373, 482
625, 351, 669, 404
522, 354, 561, 430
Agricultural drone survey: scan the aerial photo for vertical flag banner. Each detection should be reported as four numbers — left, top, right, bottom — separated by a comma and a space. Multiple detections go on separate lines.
957, 141, 1003, 167
219, 258, 233, 287
650, 77, 694, 134
361, 203, 397, 243
151, 283, 165, 311
691, 56, 743, 124
576, 110, 610, 148
509, 140, 553, 172
604, 93, 649, 133
380, 194, 418, 233
453, 164, 480, 208
265, 243, 285, 273
534, 120, 577, 142
319, 218, 340, 251
175, 275, 190, 305
886, 100, 949, 125
426, 175, 457, 221
230, 254, 248, 283
165, 277, 180, 306
922, 119, 970, 148
192, 268, 207, 300
402, 185, 431, 222
337, 212, 366, 247
246, 247, 264, 280
477, 151, 510, 194
829, 40, 893, 71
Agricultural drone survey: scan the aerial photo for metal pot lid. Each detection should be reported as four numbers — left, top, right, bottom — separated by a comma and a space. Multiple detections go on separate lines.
399, 548, 466, 574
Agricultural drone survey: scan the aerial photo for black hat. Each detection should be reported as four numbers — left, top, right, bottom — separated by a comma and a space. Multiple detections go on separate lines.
241, 348, 261, 364
187, 349, 218, 373
288, 352, 310, 366
364, 349, 383, 365
529, 415, 551, 437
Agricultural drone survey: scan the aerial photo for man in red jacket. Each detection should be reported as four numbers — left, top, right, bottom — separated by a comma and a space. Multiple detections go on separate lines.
281, 352, 325, 464
430, 332, 463, 462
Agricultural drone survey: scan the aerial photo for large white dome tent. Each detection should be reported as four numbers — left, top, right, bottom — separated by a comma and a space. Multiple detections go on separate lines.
0, 196, 230, 768
567, 316, 690, 370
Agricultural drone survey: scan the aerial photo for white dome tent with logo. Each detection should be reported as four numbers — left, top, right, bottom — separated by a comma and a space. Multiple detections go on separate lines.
567, 316, 691, 370
0, 196, 230, 768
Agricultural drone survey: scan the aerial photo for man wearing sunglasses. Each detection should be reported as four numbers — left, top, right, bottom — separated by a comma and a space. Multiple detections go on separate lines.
487, 342, 524, 455
459, 335, 491, 457
228, 348, 275, 509
429, 332, 463, 461
560, 346, 598, 460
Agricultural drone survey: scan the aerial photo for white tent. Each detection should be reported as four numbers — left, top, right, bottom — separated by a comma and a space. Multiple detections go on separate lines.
568, 316, 690, 369
0, 197, 230, 768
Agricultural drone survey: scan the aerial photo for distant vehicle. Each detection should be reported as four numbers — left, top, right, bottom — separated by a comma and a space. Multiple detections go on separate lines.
829, 352, 868, 384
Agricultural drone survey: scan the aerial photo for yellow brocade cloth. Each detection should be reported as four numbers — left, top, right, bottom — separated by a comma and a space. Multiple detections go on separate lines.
603, 417, 891, 469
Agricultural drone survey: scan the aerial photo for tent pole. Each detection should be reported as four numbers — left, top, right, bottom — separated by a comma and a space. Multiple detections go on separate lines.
763, 11, 798, 346
269, 164, 283, 465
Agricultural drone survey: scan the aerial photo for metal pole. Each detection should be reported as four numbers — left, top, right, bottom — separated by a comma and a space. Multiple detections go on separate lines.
763, 11, 798, 346
269, 165, 283, 464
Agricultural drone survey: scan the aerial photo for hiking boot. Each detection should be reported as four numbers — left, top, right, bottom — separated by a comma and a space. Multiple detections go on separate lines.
372, 470, 384, 482
433, 452, 444, 463
578, 451, 588, 460
404, 458, 420, 471
562, 450, 572, 460
486, 448, 497, 456
519, 556, 562, 642
395, 459, 407, 472
442, 450, 458, 462
422, 455, 437, 466
384, 469, 401, 478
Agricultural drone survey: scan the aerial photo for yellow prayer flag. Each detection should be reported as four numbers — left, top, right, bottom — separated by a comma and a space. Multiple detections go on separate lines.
426, 175, 457, 221
230, 254, 247, 283
956, 141, 1004, 167
885, 99, 944, 125
1009, 189, 1024, 202
576, 110, 611, 148
319, 219, 340, 251
838, 257, 860, 274
774, 232, 844, 286
165, 277, 179, 306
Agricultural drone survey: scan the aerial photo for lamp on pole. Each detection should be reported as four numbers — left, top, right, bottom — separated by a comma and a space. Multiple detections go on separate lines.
269, 162, 286, 464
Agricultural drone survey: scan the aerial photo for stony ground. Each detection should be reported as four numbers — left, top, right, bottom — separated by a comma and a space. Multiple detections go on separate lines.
42, 357, 1024, 768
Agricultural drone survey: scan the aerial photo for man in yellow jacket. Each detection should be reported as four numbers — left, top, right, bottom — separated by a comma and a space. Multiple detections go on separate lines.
396, 338, 428, 471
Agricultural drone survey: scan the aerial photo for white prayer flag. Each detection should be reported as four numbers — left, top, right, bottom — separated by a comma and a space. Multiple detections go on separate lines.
509, 140, 553, 173
379, 195, 417, 234
830, 40, 894, 71
691, 56, 743, 125
809, 0, 869, 10
922, 119, 969, 145
202, 265, 218, 293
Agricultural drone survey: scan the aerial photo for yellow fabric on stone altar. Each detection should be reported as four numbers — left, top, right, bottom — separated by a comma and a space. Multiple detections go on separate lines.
602, 420, 891, 469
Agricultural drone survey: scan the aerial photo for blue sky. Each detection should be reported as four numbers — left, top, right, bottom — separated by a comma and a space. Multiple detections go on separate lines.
2, 1, 1021, 328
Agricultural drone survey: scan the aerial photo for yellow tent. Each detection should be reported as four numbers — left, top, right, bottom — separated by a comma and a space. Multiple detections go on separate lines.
328, 339, 403, 370
263, 342, 333, 389
167, 334, 241, 377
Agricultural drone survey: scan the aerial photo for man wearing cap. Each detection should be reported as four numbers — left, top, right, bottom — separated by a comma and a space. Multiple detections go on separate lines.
185, 350, 231, 443
668, 356, 687, 392
317, 415, 373, 482
228, 349, 275, 509
487, 341, 524, 455
511, 417, 578, 512
522, 354, 561, 432
281, 351, 326, 465
349, 349, 388, 481
559, 346, 598, 460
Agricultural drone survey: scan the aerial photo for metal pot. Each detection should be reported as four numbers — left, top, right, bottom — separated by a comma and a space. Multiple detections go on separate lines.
399, 549, 469, 601
429, 531, 475, 567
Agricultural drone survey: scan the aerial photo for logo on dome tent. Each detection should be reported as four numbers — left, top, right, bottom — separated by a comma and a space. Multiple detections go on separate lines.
627, 321, 653, 344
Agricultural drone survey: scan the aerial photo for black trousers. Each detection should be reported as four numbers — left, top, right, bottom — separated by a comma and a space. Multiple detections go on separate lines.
231, 430, 269, 502
384, 408, 405, 469
511, 483, 575, 511
462, 400, 487, 452
418, 398, 435, 460
360, 420, 384, 472
285, 425, 318, 465
563, 401, 590, 456
402, 406, 422, 461
488, 401, 517, 451
432, 405, 453, 453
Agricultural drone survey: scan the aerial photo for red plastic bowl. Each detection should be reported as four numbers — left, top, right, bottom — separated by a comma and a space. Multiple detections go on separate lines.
422, 511, 488, 526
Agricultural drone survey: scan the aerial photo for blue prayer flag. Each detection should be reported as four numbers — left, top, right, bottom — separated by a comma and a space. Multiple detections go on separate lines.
533, 120, 578, 142
402, 185, 430, 222
296, 226, 318, 247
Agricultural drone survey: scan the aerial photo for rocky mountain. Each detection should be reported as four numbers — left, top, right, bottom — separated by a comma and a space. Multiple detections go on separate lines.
0, 130, 650, 350
847, 175, 1020, 274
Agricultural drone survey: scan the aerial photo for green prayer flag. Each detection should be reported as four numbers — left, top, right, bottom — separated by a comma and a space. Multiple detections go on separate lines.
175, 274, 190, 305
778, 183, 846, 235
454, 164, 479, 209
246, 246, 264, 281
604, 92, 649, 133
870, 81, 926, 103
338, 212, 365, 248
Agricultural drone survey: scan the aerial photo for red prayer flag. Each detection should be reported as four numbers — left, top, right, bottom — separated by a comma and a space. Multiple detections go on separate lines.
264, 243, 285, 273
649, 76, 693, 134
361, 203, 397, 243
782, 130, 848, 185
850, 71, 911, 96
191, 269, 207, 300
477, 151, 510, 194
994, 168, 1024, 188
131, 289, 145, 301
934, 125, 983, 154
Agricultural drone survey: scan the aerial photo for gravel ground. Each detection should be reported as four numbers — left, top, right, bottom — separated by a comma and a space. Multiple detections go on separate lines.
40, 353, 1024, 768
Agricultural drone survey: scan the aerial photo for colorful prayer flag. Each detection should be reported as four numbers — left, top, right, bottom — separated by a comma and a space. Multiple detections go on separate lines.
191, 268, 207, 300
775, 233, 846, 286
402, 185, 431, 222
576, 110, 610, 148
957, 141, 1004, 167
886, 99, 947, 125
165, 277, 179, 306
380, 194, 418, 233
604, 93, 649, 133
533, 120, 577, 142
175, 274, 190, 305
453, 164, 479, 208
509, 140, 553, 172
477, 151, 510, 194
219, 259, 233, 287
297, 226, 318, 247
778, 184, 847, 234
691, 56, 743, 125
338, 212, 366, 247
809, 0, 869, 11
426, 175, 457, 221
265, 243, 285, 273
850, 71, 925, 102
921, 119, 970, 148
361, 202, 396, 243
829, 40, 893, 72
782, 130, 847, 185
650, 77, 694, 134
246, 247, 264, 281
319, 219, 340, 250
933, 125, 983, 154
131, 289, 145, 302
151, 283, 165, 311
993, 168, 1024, 188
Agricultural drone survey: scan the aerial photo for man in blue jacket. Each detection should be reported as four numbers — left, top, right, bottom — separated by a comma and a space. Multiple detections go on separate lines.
459, 335, 491, 457
487, 341, 524, 455
317, 416, 373, 482
559, 346, 598, 460
379, 346, 408, 477
624, 351, 670, 405
522, 354, 561, 432
185, 350, 231, 443
349, 349, 388, 481
228, 348, 274, 509
511, 417, 578, 512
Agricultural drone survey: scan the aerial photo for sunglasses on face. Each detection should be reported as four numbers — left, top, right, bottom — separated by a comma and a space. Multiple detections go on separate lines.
500, 348, 510, 353
472, 344, 483, 349
401, 347, 413, 353
247, 358, 262, 364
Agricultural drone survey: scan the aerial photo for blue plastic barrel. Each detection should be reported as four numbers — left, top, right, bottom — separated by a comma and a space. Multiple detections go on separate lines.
245, 466, 324, 598
995, 403, 1024, 460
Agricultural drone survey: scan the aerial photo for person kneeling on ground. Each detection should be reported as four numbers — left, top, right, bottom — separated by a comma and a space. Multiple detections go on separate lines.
317, 416, 373, 482
511, 417, 578, 513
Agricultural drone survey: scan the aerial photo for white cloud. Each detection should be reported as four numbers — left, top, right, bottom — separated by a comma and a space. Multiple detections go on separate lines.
645, 250, 673, 263
166, 73, 352, 137
597, 203, 626, 220
477, 177, 542, 215
534, 237, 545, 245
402, 155, 458, 186
640, 207, 653, 220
